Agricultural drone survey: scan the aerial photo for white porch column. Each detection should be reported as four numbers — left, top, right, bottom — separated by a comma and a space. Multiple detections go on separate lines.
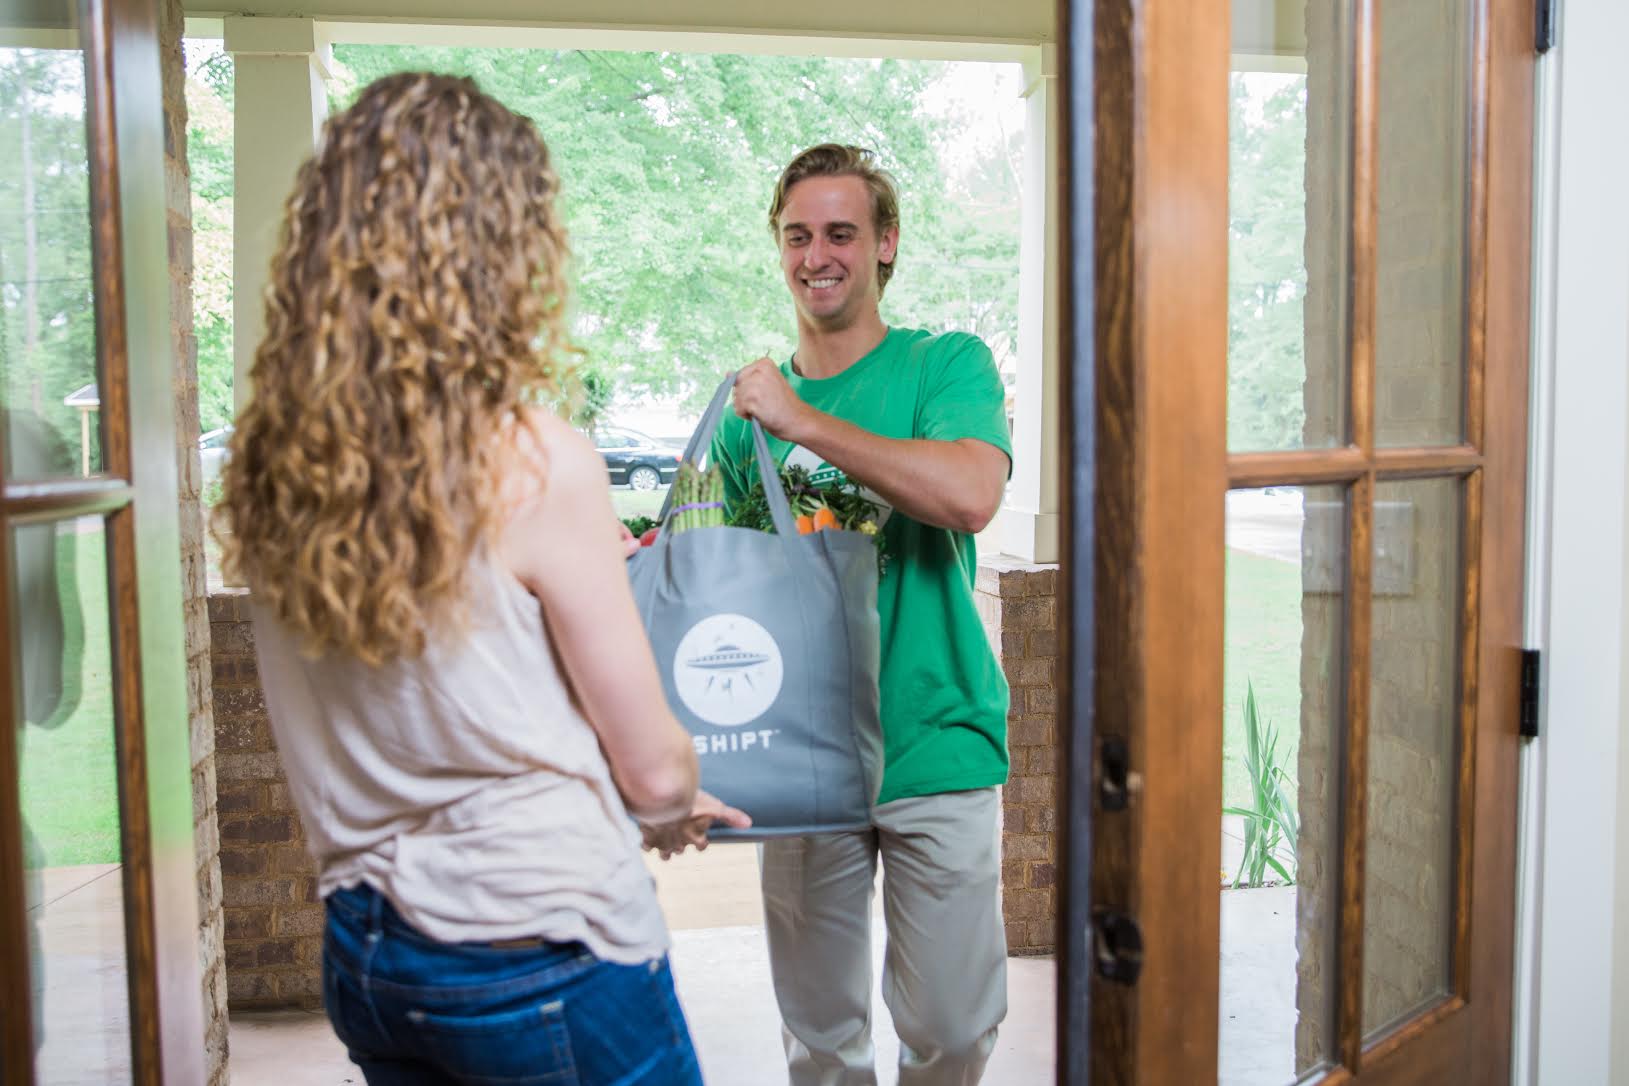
998, 44, 1061, 564
223, 16, 330, 412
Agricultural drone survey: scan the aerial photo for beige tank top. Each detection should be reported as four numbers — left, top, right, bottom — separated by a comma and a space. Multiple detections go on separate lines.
250, 555, 668, 964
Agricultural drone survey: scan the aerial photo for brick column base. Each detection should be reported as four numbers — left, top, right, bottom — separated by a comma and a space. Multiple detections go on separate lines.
976, 558, 1060, 955
210, 590, 325, 1009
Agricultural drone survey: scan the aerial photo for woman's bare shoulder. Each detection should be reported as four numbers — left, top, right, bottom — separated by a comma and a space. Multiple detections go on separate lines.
499, 406, 603, 514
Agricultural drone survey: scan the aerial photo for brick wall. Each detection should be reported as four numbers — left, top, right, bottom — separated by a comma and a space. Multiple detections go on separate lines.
158, 3, 230, 1080
976, 558, 1059, 955
210, 590, 325, 1010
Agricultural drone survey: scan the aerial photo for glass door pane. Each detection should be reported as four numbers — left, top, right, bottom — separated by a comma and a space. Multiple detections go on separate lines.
1361, 477, 1463, 1039
1220, 485, 1345, 1084
1374, 0, 1473, 447
1228, 0, 1352, 452
14, 516, 131, 1083
0, 8, 101, 479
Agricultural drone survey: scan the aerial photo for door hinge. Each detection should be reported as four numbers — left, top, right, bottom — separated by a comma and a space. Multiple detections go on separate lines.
1092, 908, 1144, 986
1536, 0, 1556, 54
1520, 649, 1542, 739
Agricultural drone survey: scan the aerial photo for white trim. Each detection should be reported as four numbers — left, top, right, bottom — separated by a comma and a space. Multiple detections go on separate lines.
181, 0, 1053, 52
1003, 40, 1060, 565
226, 17, 330, 415
184, 16, 225, 38
223, 14, 322, 54
1229, 52, 1309, 75
315, 20, 1039, 62
0, 29, 80, 48
1523, 0, 1629, 1079
1512, 36, 1563, 1086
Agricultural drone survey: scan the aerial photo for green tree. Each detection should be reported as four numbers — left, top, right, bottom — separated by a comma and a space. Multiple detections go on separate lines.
1228, 73, 1310, 452
183, 46, 1022, 422
326, 46, 1020, 412
185, 40, 235, 435
0, 48, 99, 466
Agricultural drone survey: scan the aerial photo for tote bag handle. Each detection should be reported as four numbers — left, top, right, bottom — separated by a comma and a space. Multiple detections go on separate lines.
655, 372, 800, 540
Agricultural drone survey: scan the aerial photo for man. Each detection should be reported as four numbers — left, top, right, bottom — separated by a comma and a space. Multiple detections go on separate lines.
711, 144, 1013, 1086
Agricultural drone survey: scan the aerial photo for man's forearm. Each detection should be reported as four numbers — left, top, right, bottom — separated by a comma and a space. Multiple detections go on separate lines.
784, 406, 1007, 534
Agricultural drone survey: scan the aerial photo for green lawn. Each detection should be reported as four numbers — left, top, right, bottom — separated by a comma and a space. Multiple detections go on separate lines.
611, 486, 669, 521
1223, 546, 1305, 809
18, 525, 123, 867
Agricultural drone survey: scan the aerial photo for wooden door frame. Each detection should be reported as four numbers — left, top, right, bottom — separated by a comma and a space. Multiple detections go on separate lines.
0, 0, 205, 1081
1055, 0, 1094, 1077
1058, 0, 1535, 1081
1084, 0, 1231, 1079
1054, 0, 1232, 1081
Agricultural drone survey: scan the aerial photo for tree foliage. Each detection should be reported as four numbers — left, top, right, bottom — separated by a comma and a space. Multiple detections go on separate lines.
186, 43, 235, 435
0, 48, 98, 468
1229, 73, 1312, 452
322, 46, 1023, 414
6, 46, 1313, 460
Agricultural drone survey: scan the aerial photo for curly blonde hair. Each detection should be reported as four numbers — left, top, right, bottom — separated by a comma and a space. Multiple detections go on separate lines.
214, 72, 572, 664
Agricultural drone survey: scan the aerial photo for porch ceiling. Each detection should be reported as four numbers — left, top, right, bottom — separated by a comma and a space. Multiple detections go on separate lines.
180, 0, 1055, 57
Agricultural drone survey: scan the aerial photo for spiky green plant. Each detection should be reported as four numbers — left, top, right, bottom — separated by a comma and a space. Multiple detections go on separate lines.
1224, 681, 1300, 888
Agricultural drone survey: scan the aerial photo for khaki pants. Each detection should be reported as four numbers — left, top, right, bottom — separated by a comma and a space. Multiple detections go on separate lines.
760, 788, 1008, 1086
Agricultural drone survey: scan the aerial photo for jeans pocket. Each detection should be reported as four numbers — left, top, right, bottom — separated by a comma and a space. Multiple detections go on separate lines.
553, 960, 701, 1086
406, 999, 579, 1085
324, 951, 382, 1059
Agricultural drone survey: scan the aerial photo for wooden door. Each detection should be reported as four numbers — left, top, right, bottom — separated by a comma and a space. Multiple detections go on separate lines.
1057, 0, 1535, 1081
0, 0, 206, 1082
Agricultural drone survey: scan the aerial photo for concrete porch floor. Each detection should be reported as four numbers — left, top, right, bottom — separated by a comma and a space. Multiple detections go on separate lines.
28, 863, 135, 1086
21, 825, 1298, 1083
227, 837, 1298, 1085
229, 845, 1056, 1085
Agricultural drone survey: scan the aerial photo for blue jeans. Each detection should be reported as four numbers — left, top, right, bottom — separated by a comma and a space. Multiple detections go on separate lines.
322, 884, 702, 1085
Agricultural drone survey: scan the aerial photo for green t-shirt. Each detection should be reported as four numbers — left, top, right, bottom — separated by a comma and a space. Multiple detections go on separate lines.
711, 326, 1013, 804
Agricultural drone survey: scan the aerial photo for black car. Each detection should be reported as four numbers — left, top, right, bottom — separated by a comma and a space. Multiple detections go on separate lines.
593, 426, 683, 490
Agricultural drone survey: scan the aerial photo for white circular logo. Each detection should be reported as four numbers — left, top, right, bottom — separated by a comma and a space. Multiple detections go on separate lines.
673, 613, 784, 727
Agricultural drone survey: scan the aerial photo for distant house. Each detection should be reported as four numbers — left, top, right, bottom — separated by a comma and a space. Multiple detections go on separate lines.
62, 382, 99, 477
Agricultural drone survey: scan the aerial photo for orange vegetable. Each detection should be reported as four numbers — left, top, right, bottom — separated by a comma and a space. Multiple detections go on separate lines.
812, 506, 839, 532
796, 514, 816, 534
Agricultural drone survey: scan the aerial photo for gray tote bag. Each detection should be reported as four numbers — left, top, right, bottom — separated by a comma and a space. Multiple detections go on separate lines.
626, 374, 883, 839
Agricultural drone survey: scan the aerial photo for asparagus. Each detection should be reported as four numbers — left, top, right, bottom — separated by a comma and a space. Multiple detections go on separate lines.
667, 462, 727, 536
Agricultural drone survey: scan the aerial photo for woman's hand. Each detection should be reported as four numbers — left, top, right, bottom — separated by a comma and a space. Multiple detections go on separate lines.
642, 790, 753, 860
617, 519, 640, 558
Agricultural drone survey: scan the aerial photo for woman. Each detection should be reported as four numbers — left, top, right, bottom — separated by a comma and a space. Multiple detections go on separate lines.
215, 72, 744, 1084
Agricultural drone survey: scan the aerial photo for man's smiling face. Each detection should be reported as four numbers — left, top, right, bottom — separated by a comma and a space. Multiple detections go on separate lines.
776, 174, 898, 331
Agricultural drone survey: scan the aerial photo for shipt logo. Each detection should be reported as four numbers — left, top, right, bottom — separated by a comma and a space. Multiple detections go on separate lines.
673, 613, 784, 727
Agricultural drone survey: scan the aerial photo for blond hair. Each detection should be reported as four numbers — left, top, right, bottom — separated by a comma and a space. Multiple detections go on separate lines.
214, 72, 572, 664
767, 143, 901, 295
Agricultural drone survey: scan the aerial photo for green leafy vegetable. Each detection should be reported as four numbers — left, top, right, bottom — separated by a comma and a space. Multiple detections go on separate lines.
728, 465, 882, 537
